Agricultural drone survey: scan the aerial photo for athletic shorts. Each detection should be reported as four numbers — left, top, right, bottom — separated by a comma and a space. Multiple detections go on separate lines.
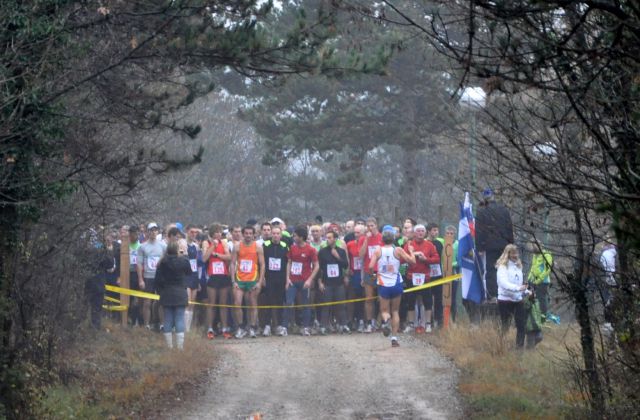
207, 275, 232, 290
236, 280, 258, 292
361, 272, 377, 287
378, 281, 403, 299
186, 275, 199, 290
349, 271, 363, 292
143, 277, 156, 294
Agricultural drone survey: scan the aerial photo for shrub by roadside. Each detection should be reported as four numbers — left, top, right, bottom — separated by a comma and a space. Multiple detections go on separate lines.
429, 321, 587, 419
31, 320, 215, 419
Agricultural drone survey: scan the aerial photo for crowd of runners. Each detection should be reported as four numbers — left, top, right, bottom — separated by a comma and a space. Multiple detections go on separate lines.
95, 216, 462, 348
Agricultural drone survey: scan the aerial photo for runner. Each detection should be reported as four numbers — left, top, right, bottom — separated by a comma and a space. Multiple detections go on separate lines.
309, 225, 324, 251
370, 226, 416, 347
397, 219, 416, 332
261, 226, 289, 336
358, 217, 383, 333
346, 224, 365, 332
230, 225, 265, 339
256, 222, 272, 247
184, 224, 200, 332
282, 225, 319, 336
202, 224, 233, 339
137, 222, 167, 330
404, 224, 441, 333
317, 231, 350, 334
426, 223, 445, 329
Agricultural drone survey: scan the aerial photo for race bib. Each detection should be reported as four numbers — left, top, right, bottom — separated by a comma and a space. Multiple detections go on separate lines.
430, 264, 442, 278
412, 273, 426, 286
147, 256, 159, 271
197, 266, 203, 278
239, 259, 253, 273
211, 261, 226, 275
268, 257, 282, 271
291, 261, 303, 275
368, 246, 379, 259
189, 259, 198, 272
352, 257, 362, 270
382, 263, 394, 273
327, 264, 339, 278
129, 253, 137, 266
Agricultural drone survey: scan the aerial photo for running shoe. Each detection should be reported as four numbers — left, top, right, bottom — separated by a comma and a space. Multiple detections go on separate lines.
159, 324, 165, 332
381, 320, 391, 337
403, 322, 415, 334
207, 328, 215, 340
357, 319, 365, 333
391, 337, 400, 347
341, 325, 351, 334
235, 328, 247, 339
277, 326, 288, 337
371, 320, 379, 331
249, 327, 257, 338
222, 329, 233, 339
302, 327, 311, 336
415, 325, 425, 334
425, 323, 432, 333
263, 325, 271, 337
319, 327, 327, 336
364, 324, 373, 333
145, 324, 152, 331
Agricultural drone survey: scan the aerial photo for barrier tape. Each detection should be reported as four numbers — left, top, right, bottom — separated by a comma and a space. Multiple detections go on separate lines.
104, 295, 121, 304
102, 304, 128, 311
105, 273, 461, 310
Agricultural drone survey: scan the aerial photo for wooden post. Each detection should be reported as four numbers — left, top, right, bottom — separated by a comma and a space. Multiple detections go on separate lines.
442, 234, 454, 329
120, 231, 130, 326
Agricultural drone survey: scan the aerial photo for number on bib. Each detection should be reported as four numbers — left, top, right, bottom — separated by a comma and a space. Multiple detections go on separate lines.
211, 261, 225, 275
352, 257, 362, 270
189, 259, 198, 272
268, 257, 282, 271
429, 264, 442, 278
239, 259, 253, 273
147, 256, 159, 271
412, 273, 426, 286
130, 253, 137, 266
291, 261, 303, 275
327, 263, 339, 278
368, 246, 379, 259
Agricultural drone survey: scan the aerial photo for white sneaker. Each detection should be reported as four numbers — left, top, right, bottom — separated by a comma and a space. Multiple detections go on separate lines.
249, 327, 257, 338
278, 326, 288, 337
263, 325, 271, 337
235, 328, 247, 339
357, 320, 365, 333
403, 322, 414, 334
425, 323, 432, 333
341, 325, 351, 334
302, 327, 311, 336
319, 327, 327, 335
364, 324, 373, 333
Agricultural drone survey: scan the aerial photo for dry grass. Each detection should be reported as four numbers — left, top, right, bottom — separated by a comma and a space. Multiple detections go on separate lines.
430, 320, 588, 419
33, 320, 215, 419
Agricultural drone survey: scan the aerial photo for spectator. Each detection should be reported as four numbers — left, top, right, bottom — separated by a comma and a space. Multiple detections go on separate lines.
496, 244, 527, 349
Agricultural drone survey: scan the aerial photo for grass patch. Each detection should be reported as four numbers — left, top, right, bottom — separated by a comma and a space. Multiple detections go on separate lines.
33, 320, 215, 419
430, 320, 588, 419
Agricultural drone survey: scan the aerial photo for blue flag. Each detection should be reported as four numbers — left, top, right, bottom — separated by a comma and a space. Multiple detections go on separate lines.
458, 193, 484, 304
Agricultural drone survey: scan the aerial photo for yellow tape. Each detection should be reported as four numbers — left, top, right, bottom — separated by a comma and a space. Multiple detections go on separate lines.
102, 305, 128, 311
104, 296, 120, 304
105, 274, 461, 310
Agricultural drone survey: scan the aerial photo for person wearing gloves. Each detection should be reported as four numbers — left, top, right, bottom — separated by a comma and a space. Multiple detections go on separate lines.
155, 242, 192, 350
496, 244, 528, 349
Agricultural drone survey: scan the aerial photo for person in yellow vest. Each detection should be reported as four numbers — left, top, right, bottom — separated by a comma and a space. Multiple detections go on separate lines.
230, 225, 266, 338
526, 241, 553, 320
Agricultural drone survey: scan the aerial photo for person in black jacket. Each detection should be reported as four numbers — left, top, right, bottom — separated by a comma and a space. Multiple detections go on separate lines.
317, 231, 350, 334
155, 242, 192, 349
85, 248, 114, 330
475, 188, 514, 302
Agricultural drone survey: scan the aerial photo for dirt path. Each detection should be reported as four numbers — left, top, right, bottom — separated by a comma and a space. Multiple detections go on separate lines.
172, 332, 462, 419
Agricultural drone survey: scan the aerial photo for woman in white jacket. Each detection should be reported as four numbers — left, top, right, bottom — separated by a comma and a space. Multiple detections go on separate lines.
496, 244, 528, 348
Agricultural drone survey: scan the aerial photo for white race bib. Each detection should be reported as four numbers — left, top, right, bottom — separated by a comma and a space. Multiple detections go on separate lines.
291, 261, 303, 275
368, 246, 379, 259
268, 257, 282, 271
430, 264, 442, 278
327, 263, 339, 278
352, 257, 362, 270
147, 256, 159, 271
211, 261, 226, 275
412, 272, 426, 286
189, 259, 198, 272
130, 253, 137, 266
239, 259, 253, 273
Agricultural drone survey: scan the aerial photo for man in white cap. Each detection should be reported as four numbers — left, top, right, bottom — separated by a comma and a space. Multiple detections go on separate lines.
137, 222, 167, 330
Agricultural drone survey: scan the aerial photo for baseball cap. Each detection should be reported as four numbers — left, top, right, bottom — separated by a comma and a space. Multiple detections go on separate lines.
382, 225, 395, 234
482, 187, 494, 198
270, 217, 284, 225
147, 222, 158, 230
175, 222, 184, 233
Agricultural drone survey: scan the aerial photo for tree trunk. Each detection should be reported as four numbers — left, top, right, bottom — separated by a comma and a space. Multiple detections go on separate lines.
400, 148, 418, 220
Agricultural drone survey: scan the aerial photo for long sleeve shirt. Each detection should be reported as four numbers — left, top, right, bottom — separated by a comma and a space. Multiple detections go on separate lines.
497, 260, 524, 302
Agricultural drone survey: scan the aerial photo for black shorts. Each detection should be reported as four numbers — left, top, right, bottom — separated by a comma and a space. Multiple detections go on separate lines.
207, 275, 232, 290
129, 271, 140, 290
143, 277, 156, 293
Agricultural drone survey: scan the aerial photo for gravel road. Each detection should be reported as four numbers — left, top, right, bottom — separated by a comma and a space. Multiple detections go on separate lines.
172, 332, 462, 419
